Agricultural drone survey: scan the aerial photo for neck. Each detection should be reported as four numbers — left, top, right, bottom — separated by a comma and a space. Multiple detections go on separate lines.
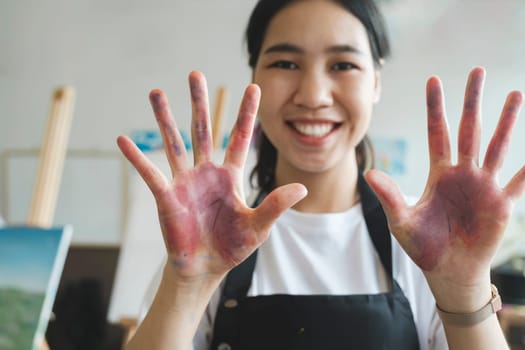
274, 159, 360, 213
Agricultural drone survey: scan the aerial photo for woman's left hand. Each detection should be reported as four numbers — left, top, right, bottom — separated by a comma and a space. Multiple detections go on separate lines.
366, 67, 524, 312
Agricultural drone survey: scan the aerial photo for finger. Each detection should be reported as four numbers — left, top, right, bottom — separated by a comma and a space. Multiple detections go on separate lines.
426, 76, 451, 167
189, 71, 213, 165
364, 169, 408, 230
149, 89, 190, 176
458, 67, 485, 165
504, 165, 525, 201
483, 91, 523, 173
224, 84, 260, 170
117, 135, 168, 194
253, 183, 308, 235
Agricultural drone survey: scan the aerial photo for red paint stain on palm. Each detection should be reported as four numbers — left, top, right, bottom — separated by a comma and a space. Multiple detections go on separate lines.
409, 202, 450, 271
160, 163, 256, 270
408, 169, 487, 271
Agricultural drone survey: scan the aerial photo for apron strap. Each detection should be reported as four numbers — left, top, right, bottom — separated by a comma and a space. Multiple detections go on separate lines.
358, 172, 393, 282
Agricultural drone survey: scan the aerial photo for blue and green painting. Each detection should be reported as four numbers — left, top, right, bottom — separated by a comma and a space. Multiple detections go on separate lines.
0, 226, 72, 350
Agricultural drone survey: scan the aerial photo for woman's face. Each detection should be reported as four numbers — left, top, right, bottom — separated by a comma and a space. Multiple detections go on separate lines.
253, 0, 381, 177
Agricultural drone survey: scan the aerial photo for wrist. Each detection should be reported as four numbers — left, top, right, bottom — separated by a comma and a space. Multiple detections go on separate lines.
161, 261, 225, 300
436, 283, 492, 313
436, 284, 502, 327
427, 273, 493, 313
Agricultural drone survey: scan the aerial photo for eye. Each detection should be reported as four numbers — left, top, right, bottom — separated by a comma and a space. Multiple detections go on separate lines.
269, 60, 299, 70
332, 62, 357, 71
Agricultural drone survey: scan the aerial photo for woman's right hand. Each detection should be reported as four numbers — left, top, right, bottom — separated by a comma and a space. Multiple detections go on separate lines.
117, 71, 307, 283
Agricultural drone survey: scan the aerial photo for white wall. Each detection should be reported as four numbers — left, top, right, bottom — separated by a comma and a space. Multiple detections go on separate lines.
1, 0, 524, 232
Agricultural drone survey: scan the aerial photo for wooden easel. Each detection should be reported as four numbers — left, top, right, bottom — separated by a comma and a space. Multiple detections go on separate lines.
28, 86, 75, 349
212, 85, 228, 150
28, 87, 75, 228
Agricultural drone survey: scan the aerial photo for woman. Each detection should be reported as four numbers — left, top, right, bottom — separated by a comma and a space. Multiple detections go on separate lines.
117, 0, 524, 349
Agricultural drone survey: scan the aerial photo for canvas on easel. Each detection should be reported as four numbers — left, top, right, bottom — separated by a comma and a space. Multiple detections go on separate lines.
0, 225, 72, 350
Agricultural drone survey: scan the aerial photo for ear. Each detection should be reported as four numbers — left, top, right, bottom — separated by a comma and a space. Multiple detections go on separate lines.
373, 69, 382, 104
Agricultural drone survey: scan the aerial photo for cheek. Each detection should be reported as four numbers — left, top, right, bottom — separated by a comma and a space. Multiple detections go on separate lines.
341, 76, 377, 103
339, 97, 372, 143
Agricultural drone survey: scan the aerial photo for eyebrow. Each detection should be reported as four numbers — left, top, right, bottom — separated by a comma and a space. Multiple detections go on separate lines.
263, 43, 365, 56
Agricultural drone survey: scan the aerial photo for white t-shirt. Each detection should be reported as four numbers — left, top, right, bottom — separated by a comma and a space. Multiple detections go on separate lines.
142, 204, 448, 350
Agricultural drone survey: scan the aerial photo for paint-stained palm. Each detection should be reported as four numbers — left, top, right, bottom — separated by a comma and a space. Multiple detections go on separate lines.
117, 71, 306, 280
366, 67, 525, 303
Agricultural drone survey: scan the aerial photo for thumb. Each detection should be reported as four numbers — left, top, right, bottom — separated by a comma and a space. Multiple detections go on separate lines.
254, 183, 308, 234
364, 169, 408, 229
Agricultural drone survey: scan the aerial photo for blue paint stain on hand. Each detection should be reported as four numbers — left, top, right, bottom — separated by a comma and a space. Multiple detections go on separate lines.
131, 130, 193, 152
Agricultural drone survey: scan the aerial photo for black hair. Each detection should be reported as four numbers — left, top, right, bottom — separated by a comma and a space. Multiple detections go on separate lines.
246, 0, 391, 193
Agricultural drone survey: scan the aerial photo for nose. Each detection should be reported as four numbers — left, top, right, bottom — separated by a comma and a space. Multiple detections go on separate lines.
293, 69, 333, 109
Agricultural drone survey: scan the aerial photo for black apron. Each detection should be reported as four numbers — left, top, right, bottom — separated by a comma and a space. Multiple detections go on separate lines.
210, 174, 420, 350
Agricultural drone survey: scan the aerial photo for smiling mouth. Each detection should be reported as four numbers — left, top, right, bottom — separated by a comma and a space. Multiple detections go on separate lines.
287, 121, 342, 137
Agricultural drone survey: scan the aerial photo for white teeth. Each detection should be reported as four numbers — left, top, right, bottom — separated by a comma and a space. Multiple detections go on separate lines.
292, 122, 334, 137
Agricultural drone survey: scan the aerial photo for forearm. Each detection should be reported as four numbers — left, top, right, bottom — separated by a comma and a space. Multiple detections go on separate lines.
125, 263, 224, 350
